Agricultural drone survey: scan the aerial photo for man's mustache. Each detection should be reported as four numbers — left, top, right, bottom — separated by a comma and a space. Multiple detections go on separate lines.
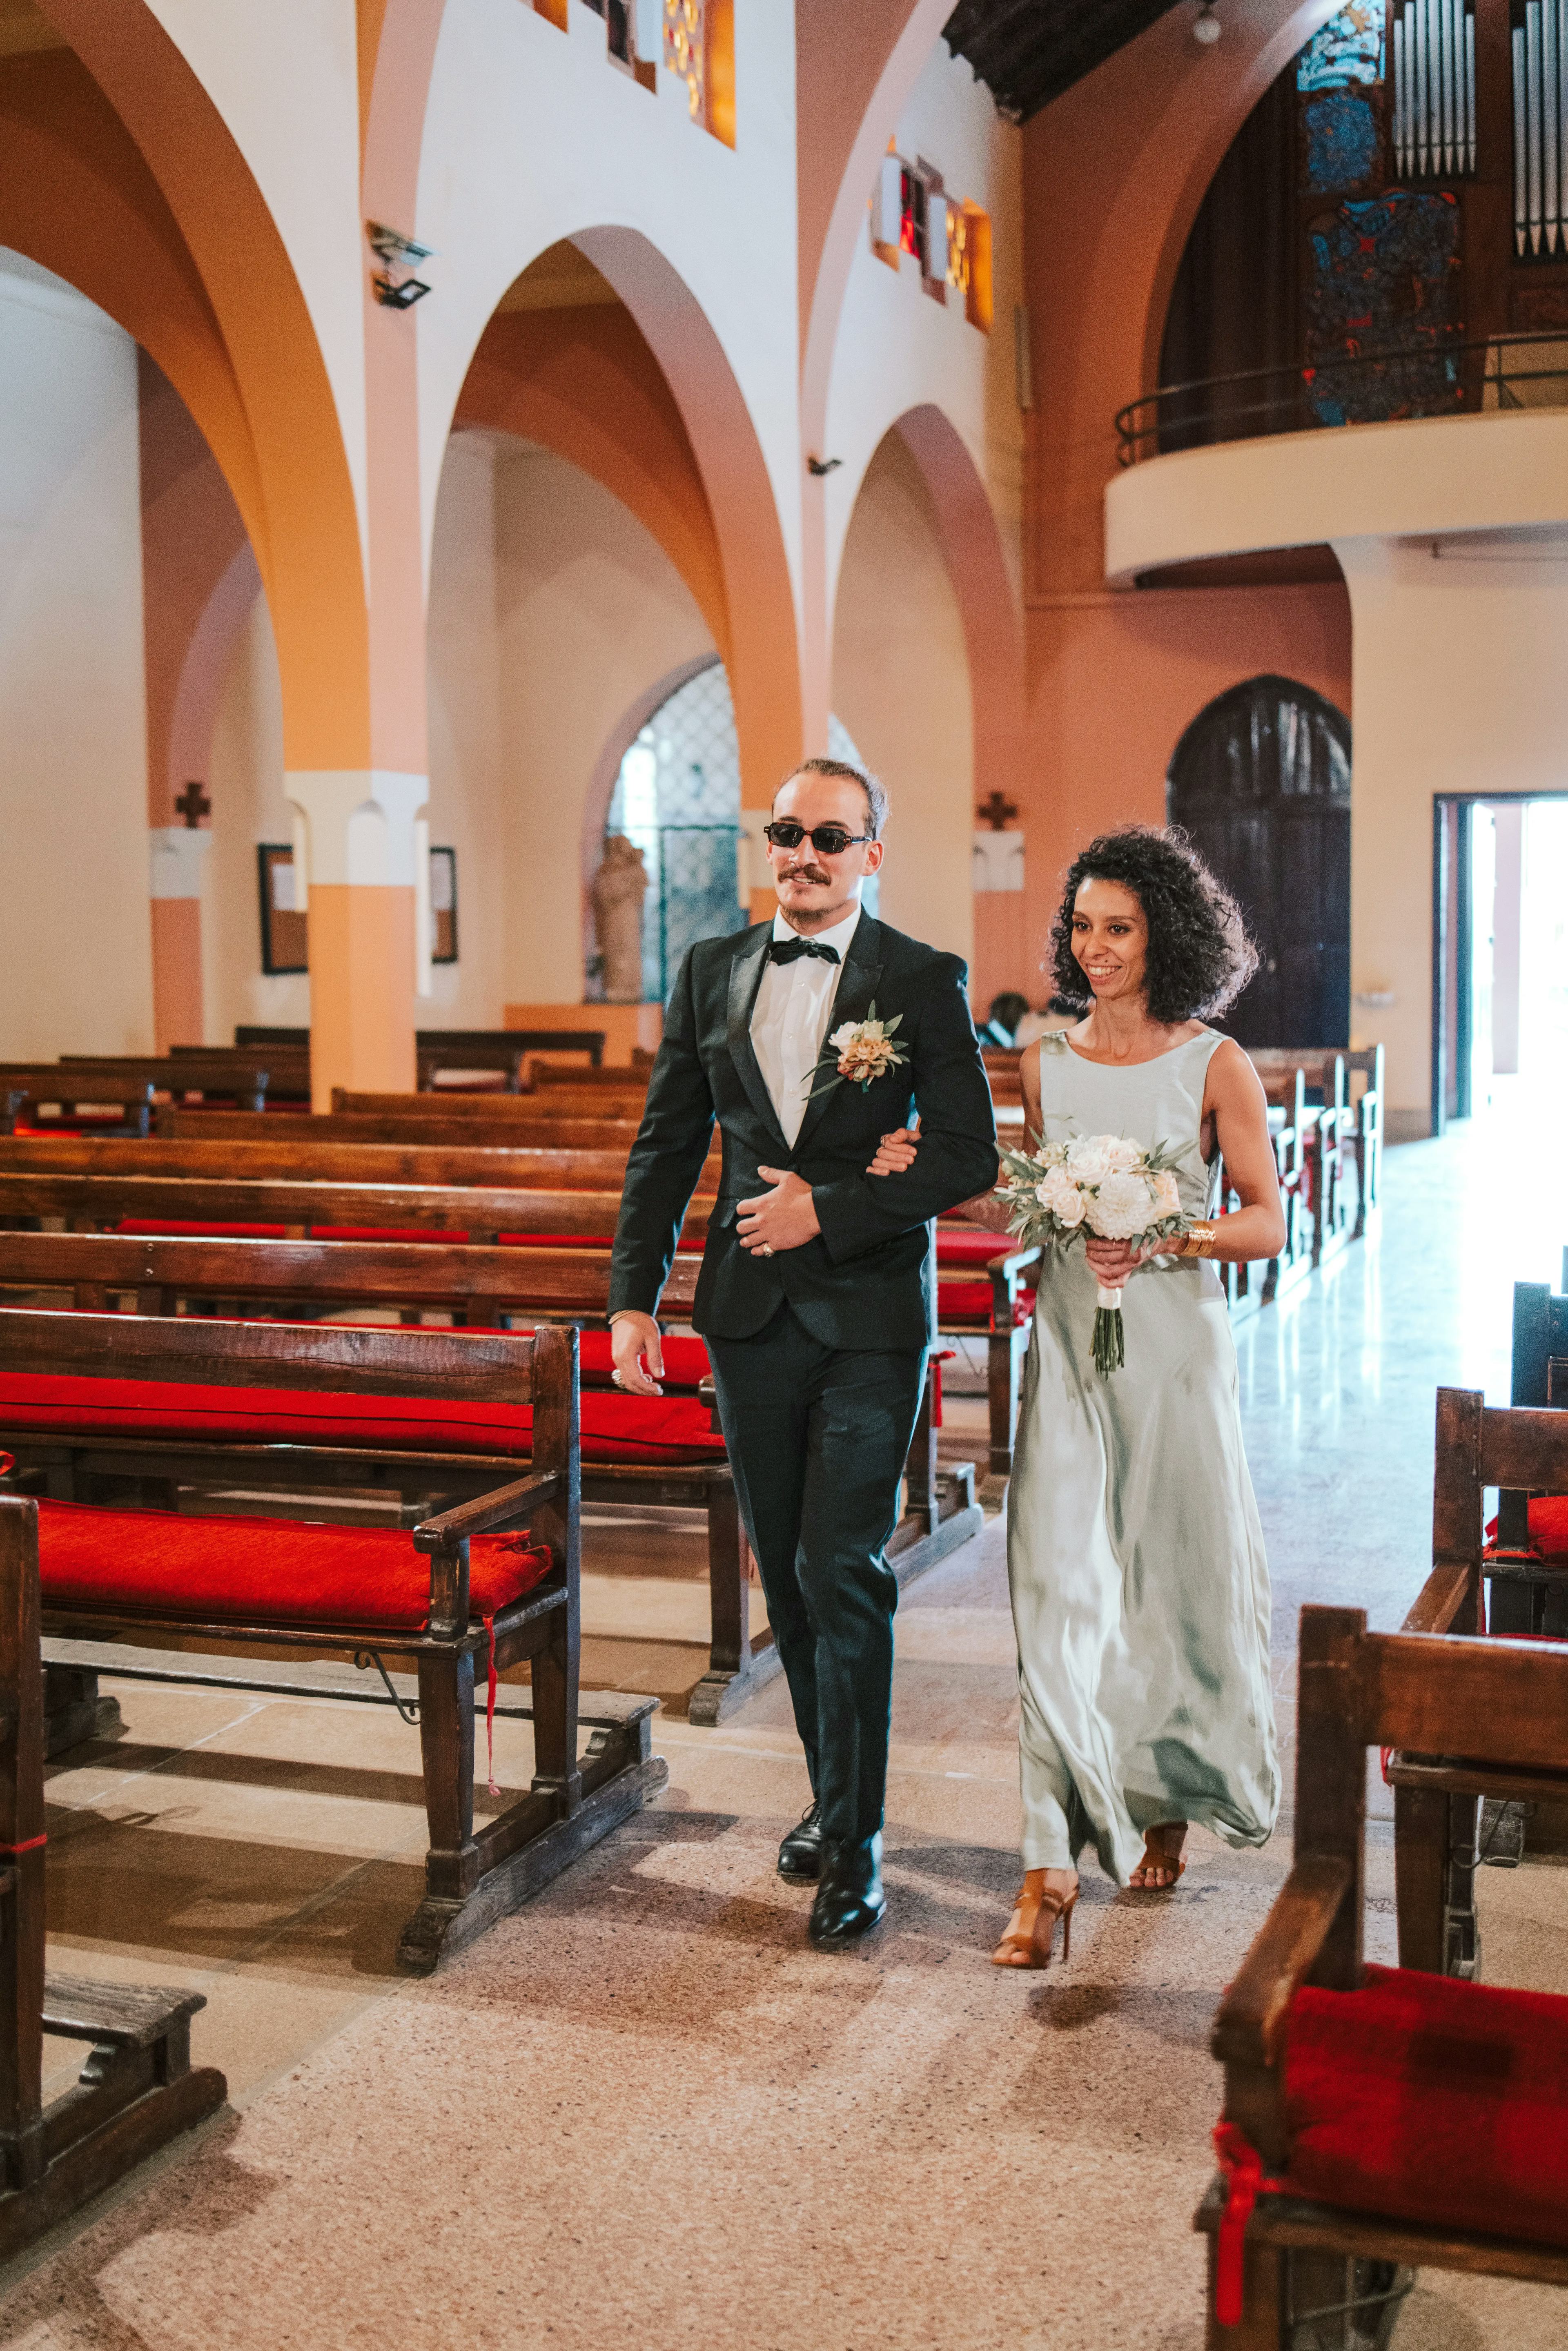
782, 865, 832, 886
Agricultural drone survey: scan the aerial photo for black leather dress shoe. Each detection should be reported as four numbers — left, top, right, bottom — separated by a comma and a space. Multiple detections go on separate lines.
808, 1832, 885, 1949
778, 1801, 824, 1881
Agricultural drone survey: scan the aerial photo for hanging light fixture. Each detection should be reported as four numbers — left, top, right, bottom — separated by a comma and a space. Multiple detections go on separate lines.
1193, 2, 1222, 44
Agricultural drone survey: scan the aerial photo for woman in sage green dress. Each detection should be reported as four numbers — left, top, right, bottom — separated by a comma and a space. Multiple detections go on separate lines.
873, 826, 1286, 1968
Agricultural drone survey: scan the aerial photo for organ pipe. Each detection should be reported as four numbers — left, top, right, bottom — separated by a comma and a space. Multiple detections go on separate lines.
1392, 0, 1477, 179
1512, 0, 1568, 251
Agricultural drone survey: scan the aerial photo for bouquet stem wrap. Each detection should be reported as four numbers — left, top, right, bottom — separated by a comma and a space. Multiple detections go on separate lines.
1092, 1284, 1126, 1378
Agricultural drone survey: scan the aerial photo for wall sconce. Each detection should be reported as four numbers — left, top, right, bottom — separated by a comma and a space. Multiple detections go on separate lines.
368, 221, 434, 309
807, 455, 842, 476
1193, 3, 1222, 43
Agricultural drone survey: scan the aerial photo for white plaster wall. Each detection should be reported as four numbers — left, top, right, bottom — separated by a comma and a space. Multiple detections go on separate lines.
823, 38, 1025, 618
0, 254, 154, 1057
417, 0, 801, 599
832, 432, 973, 966
494, 441, 715, 1004
149, 0, 368, 559
1339, 537, 1568, 1127
203, 589, 310, 1040
424, 430, 506, 1025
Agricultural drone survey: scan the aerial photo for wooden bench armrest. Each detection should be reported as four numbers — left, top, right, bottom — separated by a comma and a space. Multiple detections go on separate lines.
1401, 1560, 1475, 1636
412, 1471, 563, 1549
986, 1243, 1042, 1278
1211, 1854, 1354, 2071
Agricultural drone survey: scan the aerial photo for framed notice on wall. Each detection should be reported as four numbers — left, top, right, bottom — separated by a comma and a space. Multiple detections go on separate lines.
430, 846, 458, 965
258, 844, 308, 974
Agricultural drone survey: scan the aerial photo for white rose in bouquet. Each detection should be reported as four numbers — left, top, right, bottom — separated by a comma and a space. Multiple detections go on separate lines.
1065, 1134, 1113, 1185
1152, 1169, 1181, 1219
1087, 1168, 1159, 1241
1100, 1137, 1143, 1173
1040, 1168, 1087, 1226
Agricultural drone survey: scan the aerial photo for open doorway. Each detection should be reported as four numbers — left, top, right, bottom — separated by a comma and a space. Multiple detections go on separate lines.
1432, 793, 1568, 1132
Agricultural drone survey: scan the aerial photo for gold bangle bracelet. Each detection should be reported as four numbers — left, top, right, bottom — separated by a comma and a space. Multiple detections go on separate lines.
1183, 1223, 1219, 1259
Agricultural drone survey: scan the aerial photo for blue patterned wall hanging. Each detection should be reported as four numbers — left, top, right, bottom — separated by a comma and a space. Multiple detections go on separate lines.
1297, 3, 1386, 92
1304, 90, 1382, 191
1304, 191, 1463, 421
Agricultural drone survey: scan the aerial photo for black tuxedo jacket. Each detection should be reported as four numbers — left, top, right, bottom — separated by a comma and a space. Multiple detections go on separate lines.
606, 914, 999, 1350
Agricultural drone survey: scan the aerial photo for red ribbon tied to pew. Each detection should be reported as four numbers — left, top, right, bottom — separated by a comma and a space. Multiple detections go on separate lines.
928, 1349, 955, 1430
1212, 2121, 1279, 2327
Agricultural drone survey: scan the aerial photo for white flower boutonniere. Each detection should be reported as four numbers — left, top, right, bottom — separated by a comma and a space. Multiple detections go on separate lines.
805, 1002, 908, 1101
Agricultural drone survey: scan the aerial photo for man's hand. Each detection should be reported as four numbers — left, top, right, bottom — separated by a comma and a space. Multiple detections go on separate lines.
610, 1310, 665, 1396
737, 1169, 821, 1255
867, 1121, 919, 1177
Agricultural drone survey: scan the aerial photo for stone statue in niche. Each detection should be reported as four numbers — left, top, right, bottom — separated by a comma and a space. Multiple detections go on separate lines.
591, 835, 649, 1001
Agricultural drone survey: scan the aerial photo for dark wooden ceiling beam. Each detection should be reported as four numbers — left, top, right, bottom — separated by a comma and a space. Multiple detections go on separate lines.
943, 0, 1185, 123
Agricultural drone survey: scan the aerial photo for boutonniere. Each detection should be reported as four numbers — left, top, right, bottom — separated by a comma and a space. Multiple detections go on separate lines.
805, 1003, 908, 1100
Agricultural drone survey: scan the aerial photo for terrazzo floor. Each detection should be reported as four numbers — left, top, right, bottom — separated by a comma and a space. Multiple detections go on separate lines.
1, 1092, 1565, 2349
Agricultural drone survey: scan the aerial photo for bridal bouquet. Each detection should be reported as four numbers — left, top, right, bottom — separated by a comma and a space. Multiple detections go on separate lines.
996, 1132, 1192, 1377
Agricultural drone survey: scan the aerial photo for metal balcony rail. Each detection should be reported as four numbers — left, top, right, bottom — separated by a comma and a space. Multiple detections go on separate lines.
1114, 330, 1568, 466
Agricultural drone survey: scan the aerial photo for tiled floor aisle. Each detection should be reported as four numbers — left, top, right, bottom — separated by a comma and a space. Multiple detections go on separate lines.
0, 1103, 1564, 2347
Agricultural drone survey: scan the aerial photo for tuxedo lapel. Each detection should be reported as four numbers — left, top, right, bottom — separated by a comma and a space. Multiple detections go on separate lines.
791, 915, 886, 1157
724, 925, 789, 1148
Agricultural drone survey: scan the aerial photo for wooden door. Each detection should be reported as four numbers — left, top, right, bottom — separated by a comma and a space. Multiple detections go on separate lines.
1167, 674, 1351, 1047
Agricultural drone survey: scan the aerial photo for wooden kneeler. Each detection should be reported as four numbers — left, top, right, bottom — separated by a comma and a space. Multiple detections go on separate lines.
0, 1498, 225, 2255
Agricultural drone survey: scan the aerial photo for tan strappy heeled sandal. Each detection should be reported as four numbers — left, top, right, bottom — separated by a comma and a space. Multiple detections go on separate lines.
1129, 1824, 1188, 1890
991, 1870, 1080, 1968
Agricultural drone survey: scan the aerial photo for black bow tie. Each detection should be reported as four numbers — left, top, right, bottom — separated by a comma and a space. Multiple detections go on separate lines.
768, 937, 840, 966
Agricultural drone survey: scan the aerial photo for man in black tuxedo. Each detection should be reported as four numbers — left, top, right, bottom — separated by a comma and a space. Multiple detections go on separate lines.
608, 756, 997, 1949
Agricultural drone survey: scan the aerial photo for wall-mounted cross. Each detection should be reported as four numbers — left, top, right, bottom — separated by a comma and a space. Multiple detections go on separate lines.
174, 780, 211, 829
976, 789, 1019, 831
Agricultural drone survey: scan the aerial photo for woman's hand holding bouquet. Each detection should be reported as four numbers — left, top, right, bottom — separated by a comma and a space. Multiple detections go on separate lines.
997, 1132, 1192, 1375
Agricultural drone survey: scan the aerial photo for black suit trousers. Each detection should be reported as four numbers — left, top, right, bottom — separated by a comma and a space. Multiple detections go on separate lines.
706, 1303, 926, 1845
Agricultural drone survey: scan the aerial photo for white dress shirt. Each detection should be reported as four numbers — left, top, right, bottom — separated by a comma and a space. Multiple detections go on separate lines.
749, 906, 862, 1148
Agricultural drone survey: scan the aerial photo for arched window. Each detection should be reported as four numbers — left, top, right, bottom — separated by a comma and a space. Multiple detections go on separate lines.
1167, 674, 1351, 1047
602, 660, 873, 1001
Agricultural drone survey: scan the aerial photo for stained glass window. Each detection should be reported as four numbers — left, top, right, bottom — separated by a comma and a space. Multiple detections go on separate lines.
603, 661, 874, 1002
1296, 2, 1385, 91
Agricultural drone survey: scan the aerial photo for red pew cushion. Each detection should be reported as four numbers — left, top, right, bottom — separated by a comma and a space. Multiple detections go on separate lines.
1282, 1963, 1568, 2245
35, 1497, 550, 1628
1483, 1494, 1568, 1560
0, 1375, 726, 1465
937, 1279, 1034, 1328
935, 1227, 1023, 1270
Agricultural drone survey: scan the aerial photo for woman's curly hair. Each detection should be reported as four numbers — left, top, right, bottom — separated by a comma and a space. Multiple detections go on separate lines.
1048, 825, 1258, 1024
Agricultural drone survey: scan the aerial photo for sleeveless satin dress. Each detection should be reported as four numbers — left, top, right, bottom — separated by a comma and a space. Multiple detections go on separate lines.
1006, 1028, 1279, 1881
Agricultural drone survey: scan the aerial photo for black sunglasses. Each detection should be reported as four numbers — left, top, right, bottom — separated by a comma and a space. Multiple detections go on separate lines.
764, 820, 873, 856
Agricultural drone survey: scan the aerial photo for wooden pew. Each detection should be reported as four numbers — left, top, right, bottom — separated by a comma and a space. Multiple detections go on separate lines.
1198, 1581, 1568, 2342
1492, 1279, 1568, 1640
189, 1105, 651, 1152
0, 1133, 654, 1196
53, 1054, 283, 1109
0, 1079, 157, 1139
0, 1234, 753, 1718
0, 1170, 687, 1247
1383, 1387, 1568, 1985
236, 1025, 607, 1074
928, 1226, 1040, 1502
0, 1498, 226, 2250
530, 1063, 650, 1094
0, 1314, 662, 1973
0, 1223, 980, 1720
163, 1045, 311, 1101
